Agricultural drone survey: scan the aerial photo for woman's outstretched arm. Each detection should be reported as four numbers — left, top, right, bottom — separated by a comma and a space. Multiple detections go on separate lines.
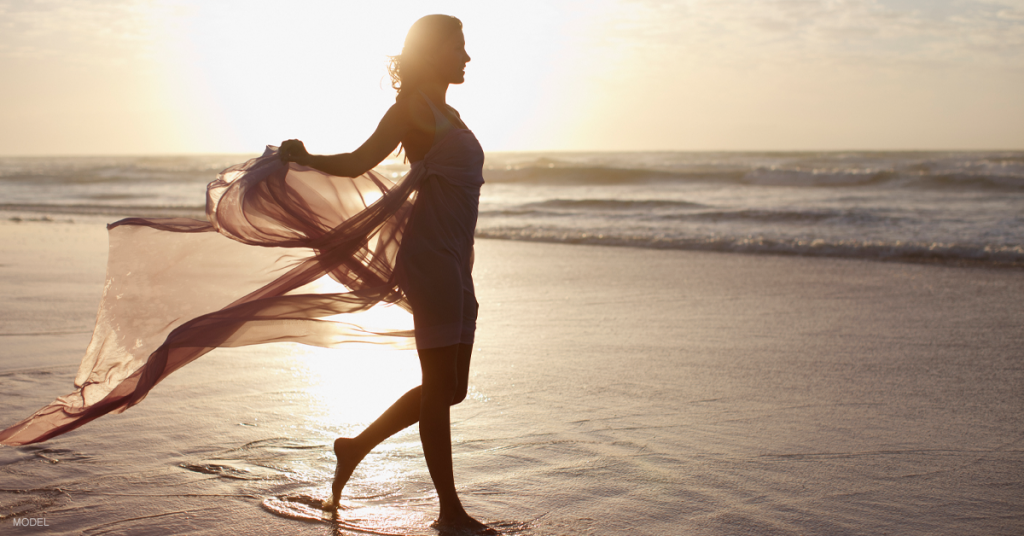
279, 104, 404, 177
280, 98, 433, 177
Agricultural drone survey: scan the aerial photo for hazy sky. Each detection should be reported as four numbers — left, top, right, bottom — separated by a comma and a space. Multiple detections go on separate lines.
1, 0, 1022, 155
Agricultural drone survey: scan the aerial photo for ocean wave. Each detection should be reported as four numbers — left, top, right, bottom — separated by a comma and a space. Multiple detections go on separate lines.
483, 165, 1024, 190
528, 198, 706, 210
475, 228, 1024, 268
741, 168, 1024, 190
482, 152, 1024, 190
4, 152, 1022, 191
0, 203, 207, 219
3, 152, 1020, 269
482, 203, 904, 226
480, 199, 710, 217
0, 154, 254, 183
482, 166, 700, 185
670, 208, 908, 225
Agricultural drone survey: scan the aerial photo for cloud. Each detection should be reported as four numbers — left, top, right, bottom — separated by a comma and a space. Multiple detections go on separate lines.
0, 0, 160, 68
608, 0, 1024, 68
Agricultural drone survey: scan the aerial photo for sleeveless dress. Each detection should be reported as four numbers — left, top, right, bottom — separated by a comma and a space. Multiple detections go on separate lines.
0, 94, 485, 446
396, 94, 483, 349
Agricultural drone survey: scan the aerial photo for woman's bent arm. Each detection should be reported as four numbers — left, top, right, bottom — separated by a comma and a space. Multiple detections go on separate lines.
282, 103, 414, 177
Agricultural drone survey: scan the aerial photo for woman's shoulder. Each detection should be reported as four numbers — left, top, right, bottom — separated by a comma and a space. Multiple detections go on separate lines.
392, 92, 435, 135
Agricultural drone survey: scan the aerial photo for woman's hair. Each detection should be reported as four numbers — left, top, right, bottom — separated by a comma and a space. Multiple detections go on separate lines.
387, 15, 463, 101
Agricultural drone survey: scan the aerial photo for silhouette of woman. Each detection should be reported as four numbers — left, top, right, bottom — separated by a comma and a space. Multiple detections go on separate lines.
280, 15, 492, 533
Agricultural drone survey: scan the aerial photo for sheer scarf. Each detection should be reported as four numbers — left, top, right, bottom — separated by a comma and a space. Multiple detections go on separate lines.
0, 147, 424, 446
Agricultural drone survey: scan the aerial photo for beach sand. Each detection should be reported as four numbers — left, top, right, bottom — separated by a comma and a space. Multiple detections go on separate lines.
1, 218, 1022, 535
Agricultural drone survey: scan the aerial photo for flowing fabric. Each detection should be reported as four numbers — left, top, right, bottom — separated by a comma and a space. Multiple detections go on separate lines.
0, 103, 485, 446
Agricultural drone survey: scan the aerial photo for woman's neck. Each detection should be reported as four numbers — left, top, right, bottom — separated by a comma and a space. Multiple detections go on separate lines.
418, 81, 449, 108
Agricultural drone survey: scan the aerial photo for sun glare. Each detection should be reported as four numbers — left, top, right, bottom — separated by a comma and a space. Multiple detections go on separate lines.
147, 1, 414, 153
289, 343, 420, 430
276, 272, 418, 427
139, 0, 585, 154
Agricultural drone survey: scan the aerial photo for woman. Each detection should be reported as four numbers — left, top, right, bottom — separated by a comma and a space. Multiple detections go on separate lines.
0, 13, 493, 535
280, 15, 492, 533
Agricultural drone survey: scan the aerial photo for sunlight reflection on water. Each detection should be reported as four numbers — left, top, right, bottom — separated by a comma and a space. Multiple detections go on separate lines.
275, 273, 420, 429
255, 342, 446, 535
286, 343, 421, 430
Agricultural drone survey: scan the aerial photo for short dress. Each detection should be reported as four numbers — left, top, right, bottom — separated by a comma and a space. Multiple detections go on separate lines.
394, 94, 485, 349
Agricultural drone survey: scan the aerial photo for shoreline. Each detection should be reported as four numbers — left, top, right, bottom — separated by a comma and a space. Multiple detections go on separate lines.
3, 211, 1021, 272
477, 232, 1024, 271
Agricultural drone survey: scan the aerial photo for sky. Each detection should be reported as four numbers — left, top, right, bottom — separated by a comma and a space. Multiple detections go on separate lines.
0, 0, 1022, 155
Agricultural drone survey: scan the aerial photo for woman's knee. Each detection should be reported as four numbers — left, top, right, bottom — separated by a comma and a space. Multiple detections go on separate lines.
423, 382, 460, 406
450, 386, 468, 406
424, 374, 464, 406
419, 344, 461, 403
449, 343, 472, 406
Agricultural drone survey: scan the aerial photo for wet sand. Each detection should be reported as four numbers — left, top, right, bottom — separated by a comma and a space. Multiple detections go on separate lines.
1, 218, 1022, 535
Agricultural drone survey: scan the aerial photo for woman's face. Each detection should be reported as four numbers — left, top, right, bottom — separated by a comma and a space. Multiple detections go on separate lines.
430, 30, 471, 84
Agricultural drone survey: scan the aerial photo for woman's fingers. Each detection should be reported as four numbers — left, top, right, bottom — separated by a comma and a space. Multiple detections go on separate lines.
278, 140, 311, 165
279, 140, 301, 162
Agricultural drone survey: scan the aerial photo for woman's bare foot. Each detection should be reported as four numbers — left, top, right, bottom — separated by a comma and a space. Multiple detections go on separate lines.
323, 437, 366, 510
432, 511, 498, 535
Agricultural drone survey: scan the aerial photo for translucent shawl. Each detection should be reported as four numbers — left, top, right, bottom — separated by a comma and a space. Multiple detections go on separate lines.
0, 147, 422, 446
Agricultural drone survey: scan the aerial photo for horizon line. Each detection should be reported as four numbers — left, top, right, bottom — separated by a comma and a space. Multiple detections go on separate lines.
2, 148, 1023, 158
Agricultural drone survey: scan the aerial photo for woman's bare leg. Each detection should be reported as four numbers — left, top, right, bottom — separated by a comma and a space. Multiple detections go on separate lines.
328, 387, 420, 508
417, 344, 492, 532
328, 344, 474, 509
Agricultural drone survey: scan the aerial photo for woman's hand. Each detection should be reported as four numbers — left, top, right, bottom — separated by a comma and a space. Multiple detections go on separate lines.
279, 139, 313, 166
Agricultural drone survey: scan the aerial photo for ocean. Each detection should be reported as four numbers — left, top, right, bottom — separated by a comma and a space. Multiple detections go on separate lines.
2, 150, 1021, 267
